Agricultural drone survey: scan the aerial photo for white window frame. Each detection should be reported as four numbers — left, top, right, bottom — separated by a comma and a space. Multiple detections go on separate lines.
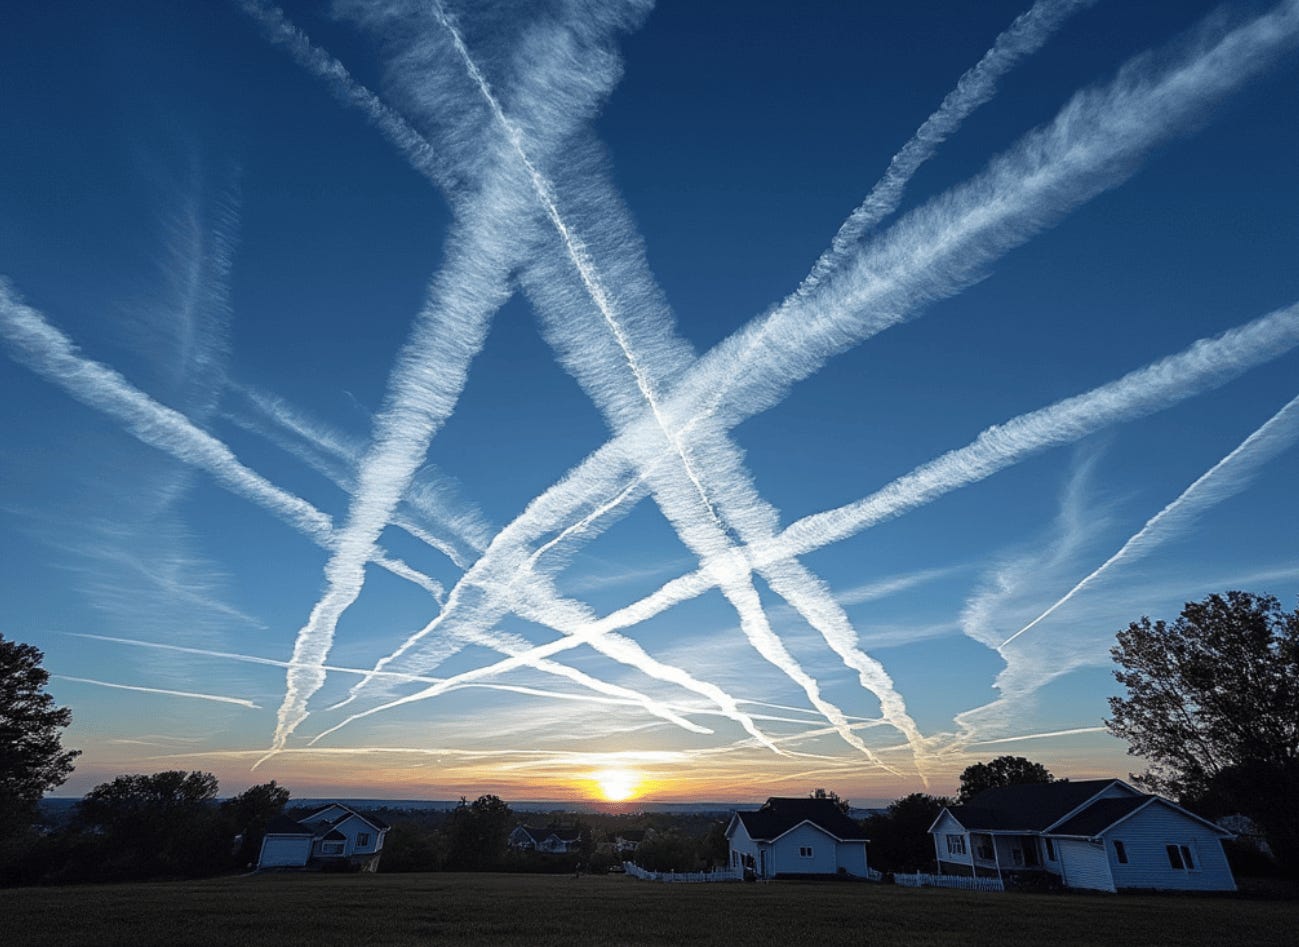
799, 846, 814, 858
946, 834, 966, 856
357, 832, 370, 848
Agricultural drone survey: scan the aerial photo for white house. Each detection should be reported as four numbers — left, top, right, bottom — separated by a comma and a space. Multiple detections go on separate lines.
725, 797, 870, 879
256, 803, 390, 872
508, 824, 582, 853
928, 779, 1235, 892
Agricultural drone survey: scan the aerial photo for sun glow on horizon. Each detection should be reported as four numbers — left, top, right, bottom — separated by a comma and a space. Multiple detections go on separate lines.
593, 768, 640, 802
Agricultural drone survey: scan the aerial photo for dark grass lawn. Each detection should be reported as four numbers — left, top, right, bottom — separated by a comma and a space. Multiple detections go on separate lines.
4, 873, 1296, 946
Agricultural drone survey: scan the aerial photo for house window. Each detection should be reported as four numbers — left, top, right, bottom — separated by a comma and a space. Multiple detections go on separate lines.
357, 833, 370, 847
1044, 838, 1056, 861
1180, 845, 1196, 870
799, 846, 814, 858
1114, 840, 1128, 864
322, 842, 344, 855
1166, 844, 1184, 869
975, 840, 994, 861
946, 834, 966, 856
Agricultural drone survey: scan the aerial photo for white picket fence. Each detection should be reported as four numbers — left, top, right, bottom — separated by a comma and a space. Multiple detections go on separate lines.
623, 862, 741, 883
892, 871, 1004, 892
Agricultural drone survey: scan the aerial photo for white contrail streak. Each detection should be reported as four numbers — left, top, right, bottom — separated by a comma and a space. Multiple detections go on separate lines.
799, 0, 1097, 293
1001, 392, 1299, 647
967, 725, 1107, 746
418, 301, 1299, 684
0, 283, 451, 602
52, 674, 260, 709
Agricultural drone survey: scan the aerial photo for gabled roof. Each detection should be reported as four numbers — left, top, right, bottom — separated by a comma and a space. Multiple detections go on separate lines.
263, 814, 313, 836
300, 803, 389, 832
1049, 795, 1151, 836
939, 780, 1125, 833
731, 797, 868, 843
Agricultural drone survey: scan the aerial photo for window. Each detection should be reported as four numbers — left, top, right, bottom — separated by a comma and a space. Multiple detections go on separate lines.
975, 841, 994, 861
946, 835, 966, 856
357, 832, 370, 847
799, 846, 814, 858
1166, 844, 1184, 869
1180, 845, 1196, 870
322, 842, 344, 855
1044, 838, 1056, 861
1113, 840, 1128, 864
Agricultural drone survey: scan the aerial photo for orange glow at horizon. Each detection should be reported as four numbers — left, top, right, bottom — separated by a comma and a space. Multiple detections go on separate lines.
592, 768, 641, 802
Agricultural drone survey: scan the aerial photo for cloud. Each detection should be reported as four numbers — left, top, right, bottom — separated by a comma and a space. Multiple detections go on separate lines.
52, 674, 260, 709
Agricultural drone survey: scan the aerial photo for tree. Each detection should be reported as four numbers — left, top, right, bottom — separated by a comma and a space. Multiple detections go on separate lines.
223, 780, 290, 868
444, 794, 513, 870
1107, 591, 1299, 872
0, 634, 79, 830
77, 771, 224, 878
863, 793, 951, 872
957, 755, 1053, 803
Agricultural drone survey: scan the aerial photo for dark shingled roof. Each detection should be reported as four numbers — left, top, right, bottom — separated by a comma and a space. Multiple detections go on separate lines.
516, 826, 581, 844
263, 814, 312, 836
1051, 796, 1152, 836
946, 780, 1123, 832
733, 797, 868, 842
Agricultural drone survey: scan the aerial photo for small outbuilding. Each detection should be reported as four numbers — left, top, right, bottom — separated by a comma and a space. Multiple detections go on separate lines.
725, 796, 870, 879
928, 778, 1235, 892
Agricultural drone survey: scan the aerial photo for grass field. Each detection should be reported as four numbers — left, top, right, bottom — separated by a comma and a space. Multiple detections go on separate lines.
5, 872, 1296, 946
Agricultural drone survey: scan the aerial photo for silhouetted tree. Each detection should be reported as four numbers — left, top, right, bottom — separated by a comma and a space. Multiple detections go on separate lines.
0, 635, 79, 833
958, 755, 1053, 803
223, 780, 290, 868
864, 793, 951, 872
445, 794, 513, 870
633, 828, 702, 872
77, 771, 224, 878
1107, 591, 1299, 872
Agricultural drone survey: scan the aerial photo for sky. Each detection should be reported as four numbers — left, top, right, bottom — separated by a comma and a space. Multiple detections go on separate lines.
1, 0, 1297, 806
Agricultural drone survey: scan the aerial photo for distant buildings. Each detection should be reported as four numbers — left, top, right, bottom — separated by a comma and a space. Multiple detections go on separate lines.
257, 803, 389, 872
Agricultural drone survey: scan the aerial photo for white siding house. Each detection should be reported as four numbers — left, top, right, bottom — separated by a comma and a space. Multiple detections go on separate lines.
256, 804, 389, 872
726, 797, 869, 879
928, 779, 1235, 892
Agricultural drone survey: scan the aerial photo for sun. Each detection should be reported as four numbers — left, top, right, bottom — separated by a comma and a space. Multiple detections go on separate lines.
593, 769, 640, 802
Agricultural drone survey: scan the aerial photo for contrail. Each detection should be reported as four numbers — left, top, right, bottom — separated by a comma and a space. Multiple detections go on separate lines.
429, 301, 1299, 678
52, 674, 260, 709
1001, 392, 1299, 647
354, 0, 1299, 705
249, 1, 774, 755
425, 2, 918, 768
799, 0, 1098, 294
967, 725, 1108, 746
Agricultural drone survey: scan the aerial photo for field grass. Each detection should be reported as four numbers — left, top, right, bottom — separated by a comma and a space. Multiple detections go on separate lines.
5, 872, 1296, 946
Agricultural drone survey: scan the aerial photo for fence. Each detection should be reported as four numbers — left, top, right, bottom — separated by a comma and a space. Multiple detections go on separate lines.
892, 871, 1004, 892
623, 862, 741, 883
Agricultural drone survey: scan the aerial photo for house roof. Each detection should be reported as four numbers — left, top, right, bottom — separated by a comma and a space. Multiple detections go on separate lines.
732, 797, 868, 842
616, 829, 647, 842
943, 780, 1122, 832
300, 804, 389, 832
263, 814, 313, 836
1049, 795, 1151, 836
514, 825, 581, 843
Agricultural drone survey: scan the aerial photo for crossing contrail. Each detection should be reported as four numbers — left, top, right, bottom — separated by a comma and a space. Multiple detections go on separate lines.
798, 0, 1098, 294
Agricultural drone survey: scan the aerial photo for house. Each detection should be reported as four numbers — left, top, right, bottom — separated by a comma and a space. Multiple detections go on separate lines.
613, 828, 649, 854
928, 779, 1235, 892
508, 824, 582, 853
256, 803, 389, 872
725, 797, 870, 879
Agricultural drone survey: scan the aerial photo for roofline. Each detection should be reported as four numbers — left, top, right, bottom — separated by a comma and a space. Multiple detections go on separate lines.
1040, 778, 1141, 834
927, 808, 961, 834
753, 817, 868, 845
302, 803, 388, 833
1061, 795, 1232, 839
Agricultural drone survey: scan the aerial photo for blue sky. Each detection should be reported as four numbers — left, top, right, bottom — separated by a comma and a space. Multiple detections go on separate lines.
2, 0, 1297, 804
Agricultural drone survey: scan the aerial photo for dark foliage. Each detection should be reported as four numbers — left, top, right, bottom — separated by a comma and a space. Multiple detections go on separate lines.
444, 794, 514, 870
223, 780, 290, 869
1107, 591, 1299, 873
862, 792, 951, 872
957, 755, 1054, 803
809, 788, 850, 814
0, 635, 78, 839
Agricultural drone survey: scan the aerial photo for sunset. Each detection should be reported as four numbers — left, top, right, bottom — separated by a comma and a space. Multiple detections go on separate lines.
1, 0, 1297, 940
